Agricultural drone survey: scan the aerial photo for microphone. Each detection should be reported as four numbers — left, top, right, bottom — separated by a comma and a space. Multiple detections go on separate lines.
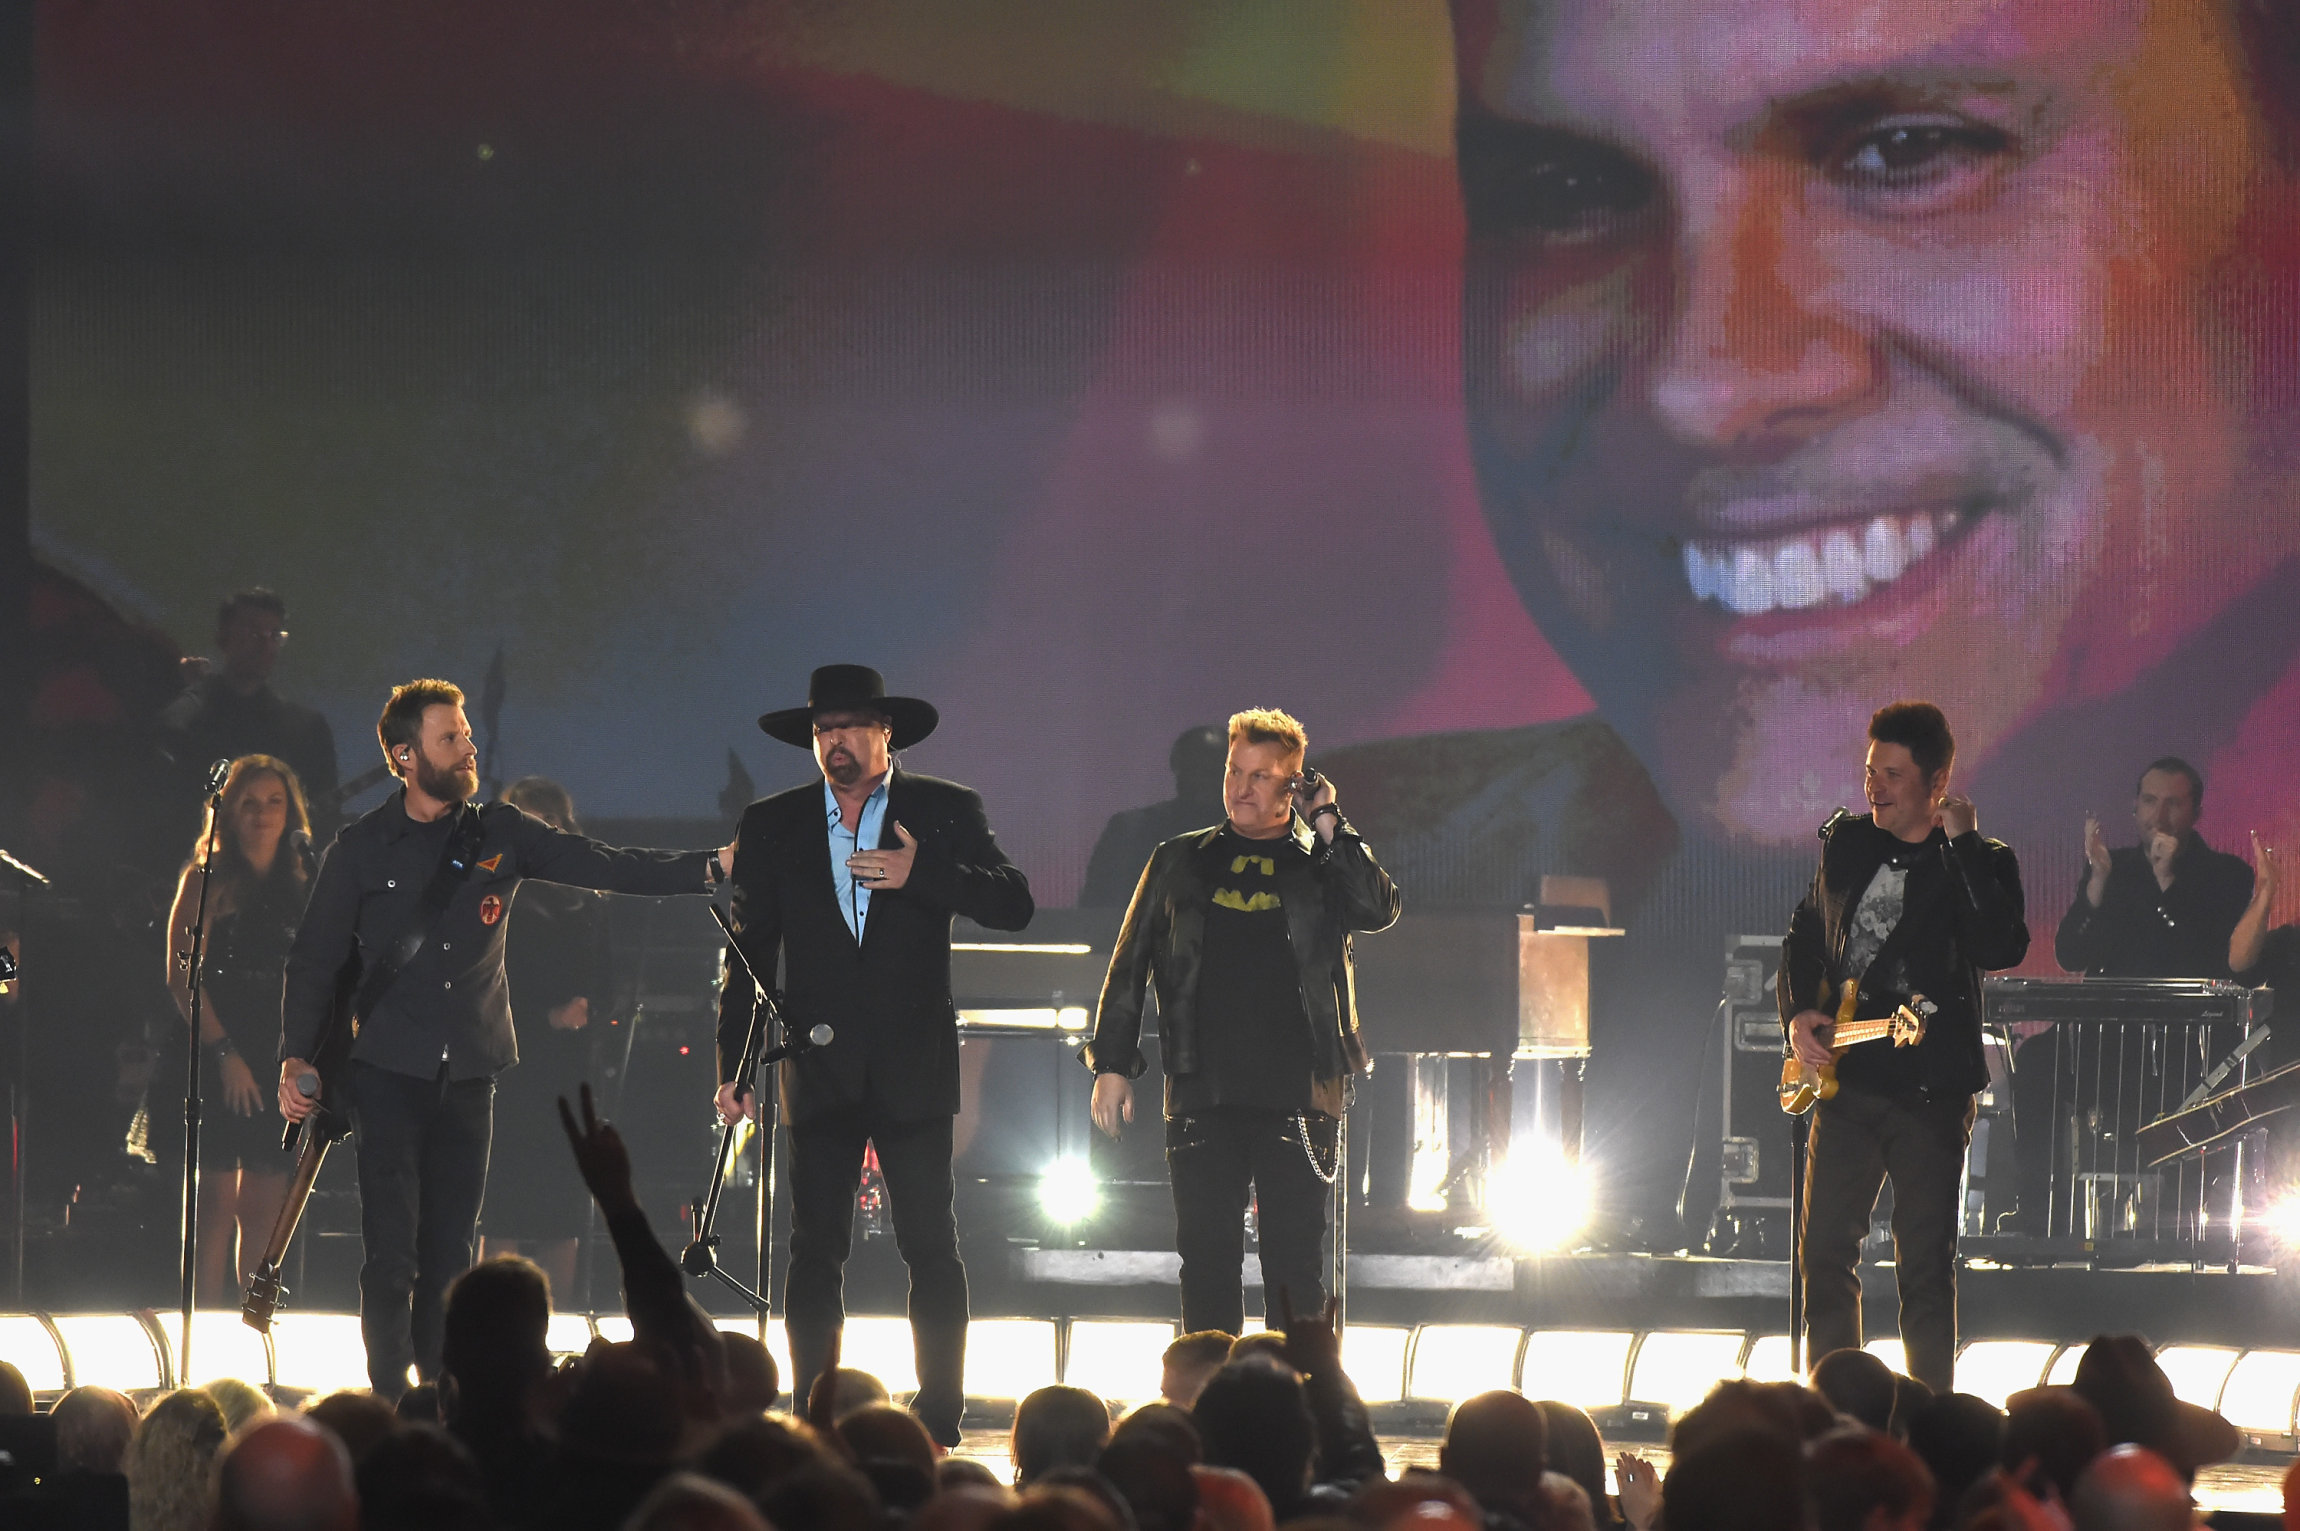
289, 828, 317, 875
754, 1023, 833, 1070
296, 1072, 320, 1099
1819, 806, 1853, 842
205, 758, 234, 795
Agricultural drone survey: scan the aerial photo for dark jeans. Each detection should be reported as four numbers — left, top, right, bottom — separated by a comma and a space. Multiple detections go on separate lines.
346, 1060, 494, 1400
785, 1109, 968, 1444
1802, 1088, 1974, 1395
1167, 1107, 1329, 1336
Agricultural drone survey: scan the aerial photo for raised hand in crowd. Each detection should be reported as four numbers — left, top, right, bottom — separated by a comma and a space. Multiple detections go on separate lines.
1277, 1287, 1342, 1380
1615, 1451, 1660, 1531
556, 1082, 639, 1217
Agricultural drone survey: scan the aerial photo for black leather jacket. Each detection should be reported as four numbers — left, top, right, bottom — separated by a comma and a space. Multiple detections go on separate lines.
1778, 816, 2029, 1099
1082, 812, 1401, 1089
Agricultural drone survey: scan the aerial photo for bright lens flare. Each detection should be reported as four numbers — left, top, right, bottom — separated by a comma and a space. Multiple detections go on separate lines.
1489, 1148, 1592, 1253
1039, 1158, 1102, 1224
2261, 1193, 2300, 1246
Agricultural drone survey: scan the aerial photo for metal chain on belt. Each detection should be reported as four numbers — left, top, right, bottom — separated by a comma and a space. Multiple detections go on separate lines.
1295, 1111, 1340, 1184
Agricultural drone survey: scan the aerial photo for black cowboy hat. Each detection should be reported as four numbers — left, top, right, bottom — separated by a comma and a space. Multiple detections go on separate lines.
2048, 1334, 2241, 1476
757, 664, 939, 750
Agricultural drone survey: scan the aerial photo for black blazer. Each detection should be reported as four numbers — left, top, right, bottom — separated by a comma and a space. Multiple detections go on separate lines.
1777, 816, 2029, 1099
714, 769, 1034, 1125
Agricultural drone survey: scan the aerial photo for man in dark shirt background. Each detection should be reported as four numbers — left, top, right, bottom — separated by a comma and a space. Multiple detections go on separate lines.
2014, 759, 2254, 1235
280, 678, 729, 1398
2055, 758, 2252, 978
1079, 725, 1227, 907
158, 588, 340, 831
1085, 708, 1400, 1334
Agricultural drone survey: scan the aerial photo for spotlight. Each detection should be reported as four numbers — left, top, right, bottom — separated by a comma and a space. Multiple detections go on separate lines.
1039, 1158, 1102, 1225
2260, 1193, 2300, 1247
962, 1319, 1058, 1400
1488, 1147, 1592, 1253
1065, 1320, 1177, 1403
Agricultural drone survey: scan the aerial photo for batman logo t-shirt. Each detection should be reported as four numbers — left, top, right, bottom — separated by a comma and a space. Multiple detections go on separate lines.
1169, 824, 1314, 1115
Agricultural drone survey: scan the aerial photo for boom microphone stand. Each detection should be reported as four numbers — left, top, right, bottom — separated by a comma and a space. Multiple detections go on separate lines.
177, 758, 232, 1384
682, 904, 829, 1314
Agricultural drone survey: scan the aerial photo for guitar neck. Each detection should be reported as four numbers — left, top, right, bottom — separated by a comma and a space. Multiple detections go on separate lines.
1832, 1017, 1898, 1048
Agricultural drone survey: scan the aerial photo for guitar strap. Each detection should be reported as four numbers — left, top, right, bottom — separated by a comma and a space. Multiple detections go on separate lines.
323, 802, 489, 1064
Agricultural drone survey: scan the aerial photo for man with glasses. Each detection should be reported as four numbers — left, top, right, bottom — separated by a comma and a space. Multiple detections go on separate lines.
160, 587, 339, 828
714, 664, 1034, 1444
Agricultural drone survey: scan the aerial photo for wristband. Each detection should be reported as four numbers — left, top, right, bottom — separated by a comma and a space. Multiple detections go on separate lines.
1308, 804, 1342, 826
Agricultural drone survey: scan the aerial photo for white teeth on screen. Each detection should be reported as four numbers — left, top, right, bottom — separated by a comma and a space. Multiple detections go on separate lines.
1684, 509, 1962, 616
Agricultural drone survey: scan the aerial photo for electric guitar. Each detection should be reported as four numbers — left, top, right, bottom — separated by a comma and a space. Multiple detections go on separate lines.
1778, 978, 1931, 1115
242, 961, 357, 1333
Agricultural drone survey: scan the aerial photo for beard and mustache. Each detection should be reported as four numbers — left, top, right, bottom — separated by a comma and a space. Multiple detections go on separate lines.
823, 744, 867, 787
413, 753, 480, 804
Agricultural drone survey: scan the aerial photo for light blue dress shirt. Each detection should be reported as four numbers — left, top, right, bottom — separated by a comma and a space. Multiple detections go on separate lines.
826, 777, 891, 941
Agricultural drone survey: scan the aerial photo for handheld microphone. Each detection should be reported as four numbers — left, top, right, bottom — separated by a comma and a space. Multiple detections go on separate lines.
288, 828, 317, 875
205, 758, 234, 795
295, 1072, 320, 1099
807, 1024, 834, 1048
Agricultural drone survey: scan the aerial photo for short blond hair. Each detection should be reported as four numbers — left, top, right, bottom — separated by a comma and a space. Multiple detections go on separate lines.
1227, 707, 1307, 764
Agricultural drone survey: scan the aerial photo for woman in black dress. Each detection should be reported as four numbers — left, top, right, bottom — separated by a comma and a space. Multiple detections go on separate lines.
479, 776, 613, 1295
164, 754, 311, 1301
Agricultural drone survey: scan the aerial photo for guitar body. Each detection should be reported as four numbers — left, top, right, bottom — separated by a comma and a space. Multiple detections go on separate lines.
1777, 1057, 1840, 1116
243, 962, 358, 1333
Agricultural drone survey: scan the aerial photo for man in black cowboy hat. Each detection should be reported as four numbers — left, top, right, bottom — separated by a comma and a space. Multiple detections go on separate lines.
714, 664, 1033, 1445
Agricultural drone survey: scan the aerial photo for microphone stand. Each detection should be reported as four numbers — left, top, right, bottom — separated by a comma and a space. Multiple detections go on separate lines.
177, 762, 231, 1384
683, 904, 825, 1314
0, 846, 50, 1306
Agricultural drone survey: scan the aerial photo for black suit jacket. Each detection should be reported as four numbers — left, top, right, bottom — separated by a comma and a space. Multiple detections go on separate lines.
1778, 816, 2029, 1099
715, 769, 1034, 1125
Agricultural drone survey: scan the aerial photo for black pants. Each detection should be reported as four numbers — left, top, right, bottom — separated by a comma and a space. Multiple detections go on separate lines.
1801, 1088, 1974, 1395
785, 1108, 968, 1444
1168, 1107, 1329, 1336
346, 1060, 494, 1400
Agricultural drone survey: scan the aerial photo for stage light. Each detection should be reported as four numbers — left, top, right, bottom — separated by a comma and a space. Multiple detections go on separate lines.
1341, 1325, 1410, 1405
593, 1315, 635, 1343
963, 1319, 1058, 1400
1487, 1148, 1591, 1254
1741, 1335, 1799, 1383
1038, 1158, 1102, 1224
2259, 1193, 2300, 1246
2155, 1345, 2240, 1409
1064, 1320, 1176, 1404
1409, 1324, 1523, 1402
2217, 1350, 2300, 1436
2045, 1346, 2084, 1386
51, 1315, 165, 1392
546, 1313, 596, 1357
157, 1310, 274, 1391
841, 1315, 921, 1395
1863, 1339, 1907, 1377
1627, 1331, 1747, 1414
267, 1313, 368, 1395
0, 1315, 65, 1392
1954, 1341, 2057, 1408
1522, 1330, 1634, 1411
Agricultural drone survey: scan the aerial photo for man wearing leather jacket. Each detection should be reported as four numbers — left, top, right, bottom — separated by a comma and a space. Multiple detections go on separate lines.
1084, 708, 1402, 1334
1779, 702, 2029, 1394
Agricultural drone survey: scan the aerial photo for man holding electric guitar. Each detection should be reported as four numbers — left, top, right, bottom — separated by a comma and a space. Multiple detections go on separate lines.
1780, 702, 2029, 1394
274, 678, 732, 1399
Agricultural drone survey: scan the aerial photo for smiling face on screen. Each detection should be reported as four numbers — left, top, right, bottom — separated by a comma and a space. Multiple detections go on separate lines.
1453, 0, 2300, 842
